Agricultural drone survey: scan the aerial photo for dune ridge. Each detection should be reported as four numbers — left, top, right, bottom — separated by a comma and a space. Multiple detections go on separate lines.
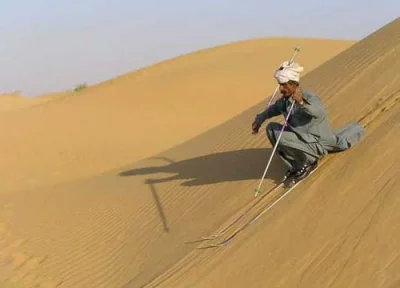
0, 17, 399, 288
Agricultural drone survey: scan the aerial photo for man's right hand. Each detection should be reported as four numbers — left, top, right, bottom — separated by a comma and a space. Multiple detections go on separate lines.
252, 120, 261, 134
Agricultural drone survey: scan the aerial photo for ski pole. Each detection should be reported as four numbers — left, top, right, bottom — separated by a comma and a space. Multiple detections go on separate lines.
252, 46, 300, 135
254, 99, 296, 196
264, 46, 300, 109
253, 46, 300, 196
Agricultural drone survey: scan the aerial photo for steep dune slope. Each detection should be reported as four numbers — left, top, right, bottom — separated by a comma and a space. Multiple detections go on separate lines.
0, 38, 352, 193
153, 105, 400, 288
1, 18, 399, 288
149, 17, 400, 288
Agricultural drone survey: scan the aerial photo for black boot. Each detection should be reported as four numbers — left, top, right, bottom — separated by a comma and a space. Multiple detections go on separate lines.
278, 150, 297, 182
281, 168, 297, 182
292, 160, 318, 183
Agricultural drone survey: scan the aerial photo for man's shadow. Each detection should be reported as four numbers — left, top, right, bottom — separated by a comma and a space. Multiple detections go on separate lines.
118, 147, 286, 187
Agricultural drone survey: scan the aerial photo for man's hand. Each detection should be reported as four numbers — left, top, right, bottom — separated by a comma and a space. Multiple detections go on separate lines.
252, 120, 261, 134
292, 87, 304, 105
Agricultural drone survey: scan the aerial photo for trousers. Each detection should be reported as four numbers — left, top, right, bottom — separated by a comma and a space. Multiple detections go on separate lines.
266, 122, 327, 171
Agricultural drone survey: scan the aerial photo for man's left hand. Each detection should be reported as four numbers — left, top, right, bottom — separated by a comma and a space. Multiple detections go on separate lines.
292, 87, 304, 104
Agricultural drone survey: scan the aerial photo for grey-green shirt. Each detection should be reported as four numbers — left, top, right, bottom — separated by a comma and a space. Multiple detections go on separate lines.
255, 90, 338, 149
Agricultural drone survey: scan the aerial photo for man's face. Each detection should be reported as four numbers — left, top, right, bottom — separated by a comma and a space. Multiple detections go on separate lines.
279, 82, 297, 97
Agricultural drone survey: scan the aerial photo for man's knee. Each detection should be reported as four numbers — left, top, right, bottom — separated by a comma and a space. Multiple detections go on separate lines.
266, 122, 283, 132
265, 122, 282, 145
266, 122, 295, 146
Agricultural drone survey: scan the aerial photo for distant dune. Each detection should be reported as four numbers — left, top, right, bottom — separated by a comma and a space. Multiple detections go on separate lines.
1, 17, 399, 288
0, 37, 352, 193
0, 91, 69, 111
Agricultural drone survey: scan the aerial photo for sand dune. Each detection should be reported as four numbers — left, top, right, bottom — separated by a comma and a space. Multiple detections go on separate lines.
0, 38, 352, 193
0, 92, 68, 111
1, 17, 399, 288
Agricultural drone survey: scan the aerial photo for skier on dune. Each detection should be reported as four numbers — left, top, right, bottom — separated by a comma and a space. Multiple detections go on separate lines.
252, 61, 364, 184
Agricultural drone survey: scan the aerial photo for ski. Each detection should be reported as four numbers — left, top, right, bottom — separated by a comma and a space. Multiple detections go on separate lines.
197, 181, 300, 248
184, 179, 287, 245
197, 162, 325, 249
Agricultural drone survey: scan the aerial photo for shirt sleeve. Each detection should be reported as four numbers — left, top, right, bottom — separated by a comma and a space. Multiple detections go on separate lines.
300, 95, 326, 118
254, 98, 285, 124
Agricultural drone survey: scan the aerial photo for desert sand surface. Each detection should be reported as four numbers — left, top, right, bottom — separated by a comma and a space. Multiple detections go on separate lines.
1, 17, 399, 288
0, 38, 352, 193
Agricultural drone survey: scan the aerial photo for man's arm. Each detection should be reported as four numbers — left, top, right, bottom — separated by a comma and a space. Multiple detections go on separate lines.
292, 88, 326, 119
252, 98, 284, 133
255, 98, 284, 124
298, 96, 326, 118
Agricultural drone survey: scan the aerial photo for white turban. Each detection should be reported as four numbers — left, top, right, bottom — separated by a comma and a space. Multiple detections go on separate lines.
274, 61, 304, 83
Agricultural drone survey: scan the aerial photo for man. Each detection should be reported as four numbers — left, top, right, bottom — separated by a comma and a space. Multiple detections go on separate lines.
252, 61, 339, 183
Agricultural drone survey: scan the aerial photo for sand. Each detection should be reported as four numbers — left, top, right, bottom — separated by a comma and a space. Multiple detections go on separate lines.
0, 17, 399, 288
0, 38, 352, 193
